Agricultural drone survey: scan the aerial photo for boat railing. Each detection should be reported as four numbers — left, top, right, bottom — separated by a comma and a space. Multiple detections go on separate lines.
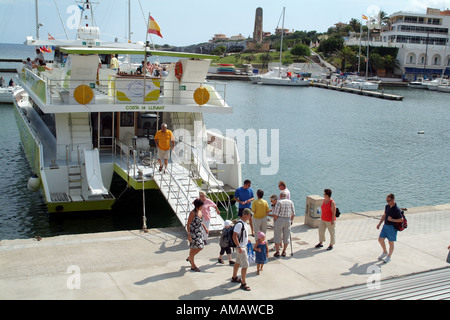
113, 138, 137, 187
19, 68, 229, 108
172, 139, 232, 221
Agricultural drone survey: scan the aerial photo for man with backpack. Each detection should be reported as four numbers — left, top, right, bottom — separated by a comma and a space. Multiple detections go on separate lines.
231, 208, 252, 291
376, 193, 404, 263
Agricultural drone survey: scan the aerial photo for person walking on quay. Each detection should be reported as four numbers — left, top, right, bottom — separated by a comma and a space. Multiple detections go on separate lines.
254, 231, 269, 275
272, 191, 295, 257
154, 123, 175, 174
198, 191, 219, 245
218, 220, 235, 265
234, 179, 254, 235
231, 208, 252, 291
278, 181, 290, 199
376, 193, 404, 263
186, 199, 208, 272
251, 189, 270, 235
315, 189, 337, 251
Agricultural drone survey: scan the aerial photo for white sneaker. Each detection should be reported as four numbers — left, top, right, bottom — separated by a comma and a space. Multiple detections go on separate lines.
383, 256, 391, 263
378, 253, 388, 261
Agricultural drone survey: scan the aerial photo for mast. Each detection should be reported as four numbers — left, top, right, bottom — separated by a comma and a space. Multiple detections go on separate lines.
35, 0, 40, 40
441, 34, 449, 79
365, 18, 370, 79
279, 7, 285, 78
358, 23, 362, 75
423, 32, 430, 78
77, 0, 97, 39
128, 0, 131, 42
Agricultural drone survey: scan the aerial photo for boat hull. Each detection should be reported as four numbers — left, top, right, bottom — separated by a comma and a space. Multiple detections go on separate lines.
13, 95, 115, 214
260, 77, 310, 86
437, 85, 450, 93
343, 82, 379, 91
0, 87, 21, 103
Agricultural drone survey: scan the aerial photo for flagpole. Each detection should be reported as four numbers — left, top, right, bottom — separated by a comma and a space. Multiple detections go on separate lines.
143, 13, 150, 104
358, 22, 362, 75
366, 19, 370, 80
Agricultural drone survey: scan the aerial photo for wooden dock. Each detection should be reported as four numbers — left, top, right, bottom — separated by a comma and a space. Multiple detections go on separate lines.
311, 82, 404, 101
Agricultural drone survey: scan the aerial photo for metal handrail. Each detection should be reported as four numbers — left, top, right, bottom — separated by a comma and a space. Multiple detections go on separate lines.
19, 68, 229, 107
171, 138, 232, 221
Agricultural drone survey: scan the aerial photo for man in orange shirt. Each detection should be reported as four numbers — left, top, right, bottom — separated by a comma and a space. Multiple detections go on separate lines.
154, 123, 175, 173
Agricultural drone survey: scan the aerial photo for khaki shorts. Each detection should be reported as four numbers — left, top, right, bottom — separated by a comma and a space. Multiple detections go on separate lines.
235, 247, 249, 268
157, 148, 170, 160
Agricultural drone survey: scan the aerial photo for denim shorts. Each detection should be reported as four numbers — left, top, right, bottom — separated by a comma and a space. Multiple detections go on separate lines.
379, 224, 398, 242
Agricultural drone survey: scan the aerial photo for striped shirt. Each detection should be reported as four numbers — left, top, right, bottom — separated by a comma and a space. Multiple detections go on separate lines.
273, 198, 295, 218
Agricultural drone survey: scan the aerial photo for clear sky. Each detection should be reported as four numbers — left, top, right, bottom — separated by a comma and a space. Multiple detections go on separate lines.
1, 0, 450, 46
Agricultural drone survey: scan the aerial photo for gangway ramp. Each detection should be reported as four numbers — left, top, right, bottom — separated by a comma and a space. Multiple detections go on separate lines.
153, 163, 225, 232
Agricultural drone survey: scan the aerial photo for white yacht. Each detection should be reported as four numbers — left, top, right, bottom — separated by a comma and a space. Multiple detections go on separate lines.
257, 8, 310, 87
259, 74, 310, 86
408, 78, 430, 89
437, 84, 450, 93
0, 86, 22, 103
343, 77, 379, 90
12, 1, 241, 231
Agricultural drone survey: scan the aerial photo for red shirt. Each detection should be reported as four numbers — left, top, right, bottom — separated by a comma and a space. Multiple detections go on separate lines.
321, 199, 335, 222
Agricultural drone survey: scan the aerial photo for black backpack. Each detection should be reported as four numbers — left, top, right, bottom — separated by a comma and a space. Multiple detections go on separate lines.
335, 207, 341, 218
225, 221, 245, 248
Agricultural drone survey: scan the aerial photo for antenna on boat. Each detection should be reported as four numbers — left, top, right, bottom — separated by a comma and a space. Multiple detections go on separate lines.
76, 0, 99, 41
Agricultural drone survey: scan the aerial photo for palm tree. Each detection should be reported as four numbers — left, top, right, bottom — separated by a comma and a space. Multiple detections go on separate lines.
334, 46, 356, 72
349, 18, 361, 33
379, 11, 390, 26
383, 55, 400, 75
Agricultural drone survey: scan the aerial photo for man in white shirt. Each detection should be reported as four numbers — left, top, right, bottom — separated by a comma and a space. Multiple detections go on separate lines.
273, 191, 295, 257
278, 180, 290, 199
231, 208, 251, 291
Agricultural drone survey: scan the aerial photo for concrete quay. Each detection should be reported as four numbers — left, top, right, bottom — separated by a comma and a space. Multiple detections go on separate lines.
1, 204, 449, 300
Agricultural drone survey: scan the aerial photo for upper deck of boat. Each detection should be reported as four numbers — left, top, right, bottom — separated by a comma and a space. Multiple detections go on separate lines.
16, 67, 233, 115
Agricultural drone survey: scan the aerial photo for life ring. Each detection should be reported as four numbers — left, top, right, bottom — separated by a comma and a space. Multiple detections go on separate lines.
175, 61, 183, 81
193, 86, 210, 105
73, 84, 94, 104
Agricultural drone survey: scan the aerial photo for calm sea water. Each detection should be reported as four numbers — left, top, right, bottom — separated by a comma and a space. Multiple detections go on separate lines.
1, 44, 450, 240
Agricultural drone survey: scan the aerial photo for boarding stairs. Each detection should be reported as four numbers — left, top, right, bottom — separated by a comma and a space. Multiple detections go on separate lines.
152, 162, 225, 232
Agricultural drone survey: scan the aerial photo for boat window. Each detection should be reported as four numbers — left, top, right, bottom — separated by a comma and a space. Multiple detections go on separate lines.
138, 112, 159, 138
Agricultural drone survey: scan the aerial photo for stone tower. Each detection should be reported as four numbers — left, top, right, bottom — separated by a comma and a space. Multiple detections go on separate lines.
253, 7, 263, 44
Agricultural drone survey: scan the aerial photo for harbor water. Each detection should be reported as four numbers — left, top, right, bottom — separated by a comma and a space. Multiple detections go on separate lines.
1, 44, 450, 240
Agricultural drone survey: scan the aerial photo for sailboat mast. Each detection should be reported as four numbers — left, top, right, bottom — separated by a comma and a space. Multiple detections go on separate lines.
279, 7, 285, 78
358, 23, 362, 75
366, 19, 370, 80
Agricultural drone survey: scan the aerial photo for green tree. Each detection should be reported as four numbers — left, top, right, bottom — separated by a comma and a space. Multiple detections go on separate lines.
212, 45, 226, 56
334, 46, 356, 71
259, 54, 273, 66
349, 18, 361, 33
369, 53, 385, 73
318, 36, 344, 56
244, 54, 256, 64
383, 54, 400, 74
290, 44, 311, 61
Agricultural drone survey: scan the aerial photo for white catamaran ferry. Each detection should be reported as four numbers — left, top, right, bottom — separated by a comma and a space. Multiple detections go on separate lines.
13, 1, 241, 231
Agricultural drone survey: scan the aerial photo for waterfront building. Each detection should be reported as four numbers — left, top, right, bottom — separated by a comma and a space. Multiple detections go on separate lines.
346, 7, 450, 80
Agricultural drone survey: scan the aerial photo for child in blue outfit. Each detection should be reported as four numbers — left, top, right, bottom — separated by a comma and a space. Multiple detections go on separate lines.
254, 231, 269, 274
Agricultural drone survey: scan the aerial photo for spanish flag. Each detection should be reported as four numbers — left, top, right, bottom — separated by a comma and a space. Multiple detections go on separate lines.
362, 15, 368, 20
148, 15, 163, 38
